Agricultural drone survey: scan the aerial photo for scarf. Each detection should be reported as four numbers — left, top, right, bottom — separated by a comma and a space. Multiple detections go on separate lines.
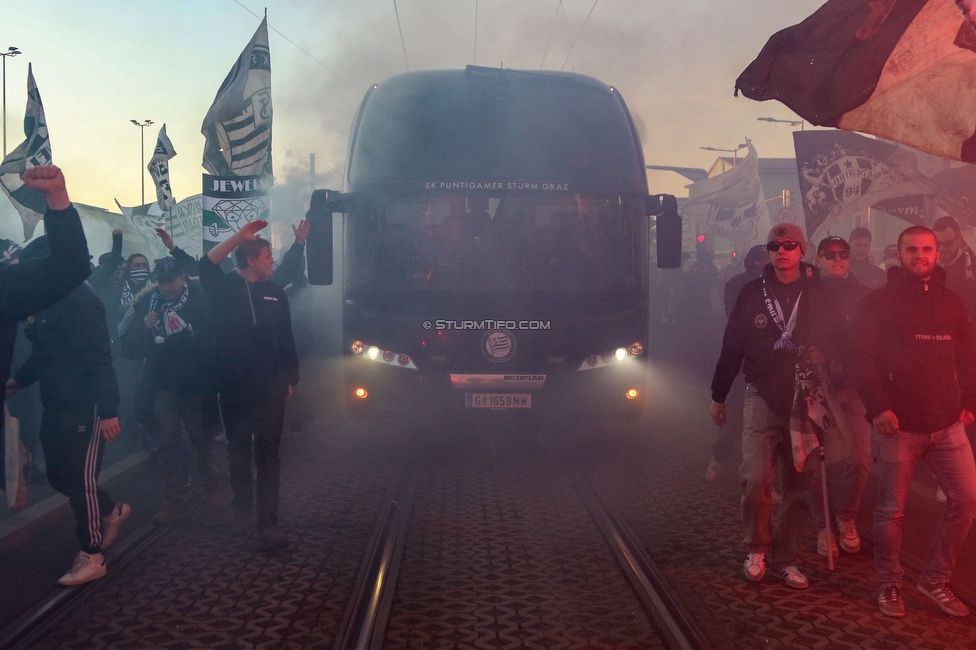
148, 285, 191, 344
121, 269, 150, 306
762, 275, 802, 354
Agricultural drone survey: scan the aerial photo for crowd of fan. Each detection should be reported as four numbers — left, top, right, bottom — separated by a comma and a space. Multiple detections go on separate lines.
0, 166, 312, 587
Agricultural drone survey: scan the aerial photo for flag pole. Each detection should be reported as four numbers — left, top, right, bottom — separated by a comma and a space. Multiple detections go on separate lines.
820, 446, 834, 571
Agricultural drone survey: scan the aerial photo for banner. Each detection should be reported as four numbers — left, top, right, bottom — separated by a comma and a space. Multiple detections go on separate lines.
114, 199, 168, 259
0, 64, 52, 241
168, 194, 203, 259
202, 175, 269, 252
735, 0, 976, 163
148, 124, 177, 211
680, 141, 771, 246
201, 16, 273, 178
792, 130, 968, 239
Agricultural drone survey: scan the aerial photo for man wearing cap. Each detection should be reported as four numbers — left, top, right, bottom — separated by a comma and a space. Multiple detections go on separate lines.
809, 236, 872, 559
710, 222, 822, 589
120, 256, 227, 524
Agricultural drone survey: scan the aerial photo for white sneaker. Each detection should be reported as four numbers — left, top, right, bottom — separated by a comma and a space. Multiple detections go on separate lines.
57, 551, 107, 586
743, 552, 766, 582
777, 565, 809, 589
101, 503, 131, 550
817, 528, 839, 558
836, 518, 861, 554
704, 458, 722, 481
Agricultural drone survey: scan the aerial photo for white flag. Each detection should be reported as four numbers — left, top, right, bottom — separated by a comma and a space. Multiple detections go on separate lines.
148, 124, 177, 211
114, 199, 168, 259
681, 142, 771, 245
0, 64, 53, 241
201, 16, 273, 178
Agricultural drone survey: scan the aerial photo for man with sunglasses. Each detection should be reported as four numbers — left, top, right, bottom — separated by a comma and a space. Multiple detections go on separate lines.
933, 216, 976, 323
710, 223, 822, 590
810, 236, 872, 560
851, 226, 976, 618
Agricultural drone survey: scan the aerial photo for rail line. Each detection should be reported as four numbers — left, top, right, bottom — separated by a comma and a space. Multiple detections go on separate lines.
0, 493, 200, 650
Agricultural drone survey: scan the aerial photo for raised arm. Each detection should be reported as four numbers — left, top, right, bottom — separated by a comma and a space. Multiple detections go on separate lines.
206, 219, 268, 266
0, 166, 91, 323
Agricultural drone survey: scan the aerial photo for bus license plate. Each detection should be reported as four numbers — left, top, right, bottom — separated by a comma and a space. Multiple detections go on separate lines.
465, 393, 532, 409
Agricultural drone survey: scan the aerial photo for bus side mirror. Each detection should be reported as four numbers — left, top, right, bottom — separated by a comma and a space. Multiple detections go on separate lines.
652, 194, 682, 269
306, 189, 338, 286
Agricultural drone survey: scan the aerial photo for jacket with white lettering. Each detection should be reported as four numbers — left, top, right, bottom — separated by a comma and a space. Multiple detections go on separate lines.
850, 265, 976, 433
198, 257, 300, 396
711, 262, 824, 416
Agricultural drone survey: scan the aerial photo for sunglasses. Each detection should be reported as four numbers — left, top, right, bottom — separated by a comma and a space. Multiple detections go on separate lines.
766, 241, 800, 252
820, 251, 850, 261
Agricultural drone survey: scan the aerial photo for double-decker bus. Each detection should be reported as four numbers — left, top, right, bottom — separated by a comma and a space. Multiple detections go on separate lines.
306, 66, 680, 422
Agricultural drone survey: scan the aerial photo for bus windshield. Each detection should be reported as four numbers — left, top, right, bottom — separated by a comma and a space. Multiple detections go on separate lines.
345, 193, 647, 293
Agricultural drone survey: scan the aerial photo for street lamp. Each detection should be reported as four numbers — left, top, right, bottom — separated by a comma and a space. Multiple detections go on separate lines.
758, 116, 805, 130
700, 143, 748, 165
130, 119, 154, 205
1, 46, 23, 158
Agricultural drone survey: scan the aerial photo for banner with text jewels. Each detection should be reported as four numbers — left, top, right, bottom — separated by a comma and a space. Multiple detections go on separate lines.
202, 174, 270, 258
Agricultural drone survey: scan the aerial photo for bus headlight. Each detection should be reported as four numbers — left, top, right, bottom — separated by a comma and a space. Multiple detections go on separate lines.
350, 339, 418, 370
577, 342, 644, 371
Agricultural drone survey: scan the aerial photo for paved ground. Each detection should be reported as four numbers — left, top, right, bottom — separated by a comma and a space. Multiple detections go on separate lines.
2, 358, 976, 649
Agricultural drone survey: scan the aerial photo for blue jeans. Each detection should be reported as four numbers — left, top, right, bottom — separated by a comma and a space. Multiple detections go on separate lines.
809, 386, 873, 527
874, 419, 976, 587
740, 384, 813, 566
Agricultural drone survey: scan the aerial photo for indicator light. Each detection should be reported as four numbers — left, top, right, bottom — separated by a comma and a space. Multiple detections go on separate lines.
354, 388, 368, 399
367, 346, 380, 360
586, 355, 597, 367
398, 354, 410, 366
383, 350, 395, 363
626, 389, 639, 400
351, 340, 364, 355
630, 342, 643, 356
601, 352, 613, 364
615, 348, 627, 361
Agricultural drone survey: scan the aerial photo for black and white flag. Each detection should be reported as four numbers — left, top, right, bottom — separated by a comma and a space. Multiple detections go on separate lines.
201, 16, 273, 178
0, 64, 53, 241
148, 124, 177, 211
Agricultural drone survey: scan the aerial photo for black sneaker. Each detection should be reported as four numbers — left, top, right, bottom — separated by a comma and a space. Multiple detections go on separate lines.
917, 582, 969, 617
879, 585, 906, 618
256, 525, 289, 552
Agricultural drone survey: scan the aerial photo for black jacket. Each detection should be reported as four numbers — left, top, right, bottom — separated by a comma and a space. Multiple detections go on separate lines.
0, 205, 92, 411
119, 280, 215, 395
198, 256, 300, 396
850, 265, 976, 433
815, 272, 871, 389
711, 263, 824, 415
14, 283, 119, 418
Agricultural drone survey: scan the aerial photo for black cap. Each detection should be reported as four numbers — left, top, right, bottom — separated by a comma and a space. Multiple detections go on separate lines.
151, 257, 183, 281
817, 236, 851, 256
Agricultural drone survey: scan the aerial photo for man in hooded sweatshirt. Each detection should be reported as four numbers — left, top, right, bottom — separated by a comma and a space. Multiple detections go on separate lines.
710, 223, 823, 590
7, 227, 129, 586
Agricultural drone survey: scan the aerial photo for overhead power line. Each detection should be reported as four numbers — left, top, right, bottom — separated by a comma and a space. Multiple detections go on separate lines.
540, 0, 563, 69
393, 0, 410, 71
232, 0, 356, 89
560, 0, 599, 71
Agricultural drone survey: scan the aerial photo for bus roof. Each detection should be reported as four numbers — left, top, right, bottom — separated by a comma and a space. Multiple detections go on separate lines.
345, 67, 648, 195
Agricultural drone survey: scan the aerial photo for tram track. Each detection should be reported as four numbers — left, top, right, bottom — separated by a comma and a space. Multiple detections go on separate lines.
330, 443, 712, 650
0, 493, 202, 650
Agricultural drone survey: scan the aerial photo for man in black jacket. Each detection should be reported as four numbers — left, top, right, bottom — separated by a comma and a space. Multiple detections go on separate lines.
710, 223, 820, 590
199, 219, 299, 552
120, 257, 227, 524
851, 226, 976, 619
7, 232, 128, 587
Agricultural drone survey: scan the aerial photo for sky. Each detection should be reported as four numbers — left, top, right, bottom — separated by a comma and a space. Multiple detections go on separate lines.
1, 0, 826, 240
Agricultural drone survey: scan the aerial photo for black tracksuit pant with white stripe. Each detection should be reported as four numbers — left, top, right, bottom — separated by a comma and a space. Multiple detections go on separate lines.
40, 408, 114, 554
